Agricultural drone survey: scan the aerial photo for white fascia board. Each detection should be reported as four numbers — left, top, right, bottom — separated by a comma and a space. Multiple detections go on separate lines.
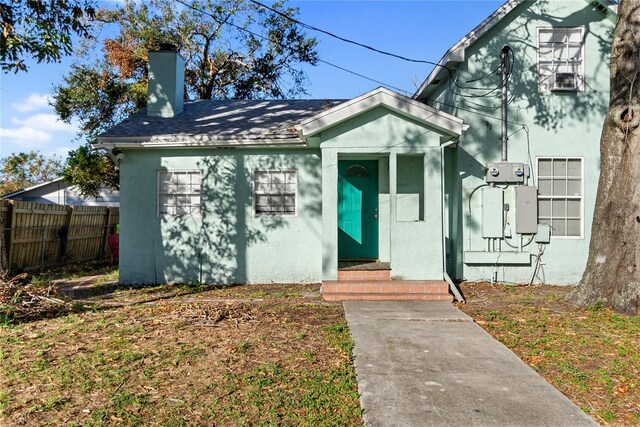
413, 0, 523, 100
296, 87, 466, 139
95, 137, 305, 149
1, 177, 65, 199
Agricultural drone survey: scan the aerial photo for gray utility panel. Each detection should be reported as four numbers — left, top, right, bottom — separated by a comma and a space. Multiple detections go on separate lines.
515, 186, 538, 234
482, 187, 504, 238
485, 162, 530, 184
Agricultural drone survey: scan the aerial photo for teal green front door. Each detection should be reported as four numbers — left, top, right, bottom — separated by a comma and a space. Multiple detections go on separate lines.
338, 160, 379, 260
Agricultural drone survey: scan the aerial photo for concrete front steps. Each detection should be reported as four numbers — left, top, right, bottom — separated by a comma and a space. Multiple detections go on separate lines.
323, 267, 452, 302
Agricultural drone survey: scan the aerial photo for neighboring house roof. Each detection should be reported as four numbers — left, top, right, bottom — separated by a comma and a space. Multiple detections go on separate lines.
297, 87, 468, 140
1, 177, 65, 199
96, 99, 345, 148
412, 0, 618, 100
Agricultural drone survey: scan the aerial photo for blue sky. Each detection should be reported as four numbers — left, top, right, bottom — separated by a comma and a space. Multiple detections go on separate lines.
0, 0, 503, 161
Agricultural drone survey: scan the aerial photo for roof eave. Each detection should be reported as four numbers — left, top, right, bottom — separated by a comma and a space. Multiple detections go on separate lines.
95, 136, 307, 149
297, 87, 466, 140
413, 0, 618, 101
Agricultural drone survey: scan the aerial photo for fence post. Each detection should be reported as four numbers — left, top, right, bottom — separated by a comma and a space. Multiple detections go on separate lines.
61, 206, 74, 266
8, 200, 16, 273
40, 227, 46, 271
0, 201, 10, 278
100, 207, 110, 260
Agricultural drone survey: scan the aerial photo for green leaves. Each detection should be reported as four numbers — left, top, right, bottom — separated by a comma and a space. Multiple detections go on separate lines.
0, 151, 62, 196
60, 145, 118, 198
0, 0, 96, 72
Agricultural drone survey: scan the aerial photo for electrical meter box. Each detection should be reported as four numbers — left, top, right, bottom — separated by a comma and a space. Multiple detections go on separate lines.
515, 186, 538, 234
482, 187, 504, 238
485, 162, 530, 184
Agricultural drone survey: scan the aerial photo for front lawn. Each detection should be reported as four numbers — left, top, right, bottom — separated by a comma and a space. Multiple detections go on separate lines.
0, 280, 362, 426
458, 282, 640, 426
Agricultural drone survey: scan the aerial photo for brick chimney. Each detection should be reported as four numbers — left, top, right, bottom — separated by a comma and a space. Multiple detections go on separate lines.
147, 43, 185, 118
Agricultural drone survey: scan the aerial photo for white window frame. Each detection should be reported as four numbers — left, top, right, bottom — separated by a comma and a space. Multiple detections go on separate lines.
252, 169, 298, 217
536, 157, 584, 239
157, 170, 202, 218
537, 27, 585, 93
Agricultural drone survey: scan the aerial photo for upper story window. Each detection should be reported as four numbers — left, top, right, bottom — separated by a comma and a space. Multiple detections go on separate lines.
537, 158, 583, 238
538, 27, 584, 92
253, 170, 297, 216
158, 170, 201, 217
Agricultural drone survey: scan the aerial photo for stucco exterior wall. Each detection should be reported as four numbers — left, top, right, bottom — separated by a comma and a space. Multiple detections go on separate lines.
118, 148, 322, 284
425, 0, 614, 284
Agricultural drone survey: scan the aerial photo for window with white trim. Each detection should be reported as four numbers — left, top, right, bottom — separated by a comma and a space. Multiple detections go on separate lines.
158, 170, 201, 216
537, 158, 583, 237
253, 170, 297, 216
538, 27, 584, 92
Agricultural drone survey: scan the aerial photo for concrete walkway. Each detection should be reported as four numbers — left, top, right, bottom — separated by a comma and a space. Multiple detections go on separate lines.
344, 301, 597, 427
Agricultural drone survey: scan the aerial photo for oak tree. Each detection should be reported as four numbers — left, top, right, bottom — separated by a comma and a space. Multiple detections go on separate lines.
0, 0, 95, 72
571, 0, 640, 314
52, 0, 318, 196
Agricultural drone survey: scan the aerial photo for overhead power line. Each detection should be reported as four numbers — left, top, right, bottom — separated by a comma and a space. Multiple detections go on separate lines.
248, 0, 505, 98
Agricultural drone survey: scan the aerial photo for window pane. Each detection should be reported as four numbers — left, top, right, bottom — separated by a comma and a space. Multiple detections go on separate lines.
553, 44, 567, 60
255, 171, 269, 183
538, 179, 552, 195
552, 219, 566, 236
553, 159, 567, 176
567, 199, 581, 217
567, 179, 581, 196
552, 200, 566, 217
567, 159, 581, 176
539, 199, 551, 217
567, 219, 581, 236
567, 30, 582, 43
553, 179, 567, 196
568, 45, 582, 60
538, 159, 552, 176
539, 30, 554, 43
539, 45, 553, 58
551, 31, 568, 43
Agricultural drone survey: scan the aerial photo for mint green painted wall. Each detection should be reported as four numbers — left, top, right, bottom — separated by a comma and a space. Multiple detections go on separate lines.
318, 106, 445, 280
147, 51, 184, 118
118, 148, 322, 284
426, 0, 614, 284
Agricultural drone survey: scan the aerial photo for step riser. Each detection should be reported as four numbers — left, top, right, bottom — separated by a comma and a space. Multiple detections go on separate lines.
322, 280, 451, 302
323, 293, 452, 302
337, 270, 391, 281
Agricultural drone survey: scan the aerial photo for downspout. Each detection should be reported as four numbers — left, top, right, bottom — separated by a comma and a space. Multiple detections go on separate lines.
441, 137, 465, 303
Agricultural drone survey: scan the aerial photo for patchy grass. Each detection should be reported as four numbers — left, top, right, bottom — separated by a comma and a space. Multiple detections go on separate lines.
0, 282, 362, 426
457, 282, 640, 426
29, 260, 119, 286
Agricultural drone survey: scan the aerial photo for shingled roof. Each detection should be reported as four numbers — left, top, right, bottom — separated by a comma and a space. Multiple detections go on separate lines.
96, 99, 344, 148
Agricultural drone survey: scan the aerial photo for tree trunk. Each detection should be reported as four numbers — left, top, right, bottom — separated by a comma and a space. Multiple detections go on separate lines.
571, 0, 640, 314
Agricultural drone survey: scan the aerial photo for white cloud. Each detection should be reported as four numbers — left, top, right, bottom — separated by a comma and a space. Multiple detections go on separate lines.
11, 114, 77, 133
11, 93, 52, 112
0, 126, 52, 147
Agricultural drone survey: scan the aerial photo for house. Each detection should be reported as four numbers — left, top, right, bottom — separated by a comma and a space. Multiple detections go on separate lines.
413, 0, 616, 285
96, 0, 615, 300
2, 177, 120, 207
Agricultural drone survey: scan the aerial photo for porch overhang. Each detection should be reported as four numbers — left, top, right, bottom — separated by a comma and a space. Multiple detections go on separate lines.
296, 87, 468, 145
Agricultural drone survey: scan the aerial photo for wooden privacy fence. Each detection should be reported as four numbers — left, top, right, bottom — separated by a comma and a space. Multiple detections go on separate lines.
0, 200, 119, 273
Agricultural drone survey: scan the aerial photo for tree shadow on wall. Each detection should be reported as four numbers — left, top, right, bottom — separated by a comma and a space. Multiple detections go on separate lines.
158, 150, 322, 285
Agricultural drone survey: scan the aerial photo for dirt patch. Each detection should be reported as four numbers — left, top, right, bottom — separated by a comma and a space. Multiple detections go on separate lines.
0, 283, 362, 426
457, 282, 640, 426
